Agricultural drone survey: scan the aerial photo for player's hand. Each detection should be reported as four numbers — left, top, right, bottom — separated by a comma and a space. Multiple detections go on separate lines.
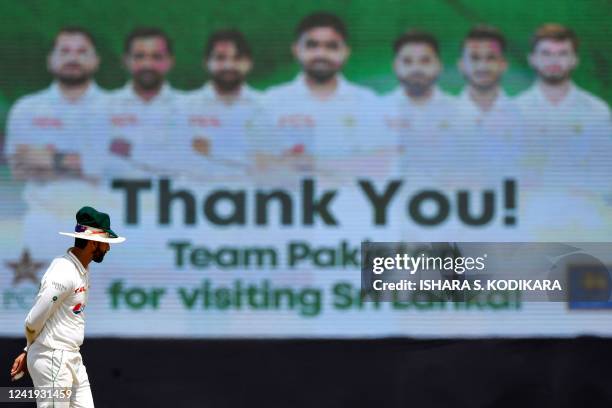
192, 137, 210, 156
10, 145, 55, 180
10, 352, 27, 381
60, 152, 82, 172
110, 138, 132, 158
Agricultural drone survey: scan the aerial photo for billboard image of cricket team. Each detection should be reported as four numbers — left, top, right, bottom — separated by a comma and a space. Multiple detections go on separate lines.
1, 5, 611, 339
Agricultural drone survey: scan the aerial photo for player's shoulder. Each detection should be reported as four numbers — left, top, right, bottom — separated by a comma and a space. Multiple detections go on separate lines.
167, 86, 190, 98
42, 256, 79, 288
342, 79, 380, 100
182, 85, 204, 98
9, 85, 56, 114
430, 88, 459, 111
514, 84, 538, 103
106, 84, 131, 100
437, 88, 458, 103
242, 85, 264, 101
573, 85, 611, 115
381, 87, 402, 101
86, 84, 113, 107
262, 79, 298, 101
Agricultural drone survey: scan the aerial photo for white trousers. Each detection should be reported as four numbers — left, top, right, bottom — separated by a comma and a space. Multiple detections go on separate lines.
27, 342, 94, 408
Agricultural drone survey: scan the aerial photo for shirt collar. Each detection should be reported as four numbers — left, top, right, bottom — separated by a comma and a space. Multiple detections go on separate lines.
122, 81, 174, 103
531, 81, 577, 106
390, 85, 444, 106
294, 72, 349, 99
459, 86, 509, 112
199, 82, 259, 101
65, 248, 88, 276
49, 81, 102, 103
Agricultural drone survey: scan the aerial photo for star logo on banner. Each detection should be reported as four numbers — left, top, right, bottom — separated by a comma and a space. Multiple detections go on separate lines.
5, 249, 45, 286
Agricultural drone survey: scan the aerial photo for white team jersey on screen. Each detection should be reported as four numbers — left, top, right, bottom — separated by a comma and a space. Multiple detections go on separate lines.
104, 82, 189, 177
182, 83, 271, 177
381, 86, 457, 184
451, 88, 523, 186
5, 82, 108, 177
263, 73, 385, 162
5, 83, 111, 255
514, 82, 612, 240
515, 82, 612, 191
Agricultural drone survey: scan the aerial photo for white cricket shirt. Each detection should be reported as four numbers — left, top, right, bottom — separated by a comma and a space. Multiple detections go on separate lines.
263, 73, 385, 162
182, 83, 270, 177
25, 249, 90, 352
104, 82, 189, 177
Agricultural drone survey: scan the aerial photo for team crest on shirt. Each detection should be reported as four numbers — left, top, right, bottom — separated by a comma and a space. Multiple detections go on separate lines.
343, 116, 356, 127
72, 303, 85, 315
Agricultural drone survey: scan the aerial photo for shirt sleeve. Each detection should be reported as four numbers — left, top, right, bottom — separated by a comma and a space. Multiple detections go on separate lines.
5, 99, 30, 157
24, 260, 74, 346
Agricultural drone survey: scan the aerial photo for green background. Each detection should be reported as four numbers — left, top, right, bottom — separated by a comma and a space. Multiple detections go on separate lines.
0, 0, 611, 130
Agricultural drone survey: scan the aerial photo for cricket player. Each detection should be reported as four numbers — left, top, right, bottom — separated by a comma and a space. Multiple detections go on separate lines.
5, 27, 109, 260
515, 24, 612, 239
453, 25, 522, 184
263, 12, 388, 178
105, 27, 188, 178
382, 30, 457, 184
515, 23, 612, 187
184, 29, 274, 179
6, 27, 107, 182
9, 206, 125, 408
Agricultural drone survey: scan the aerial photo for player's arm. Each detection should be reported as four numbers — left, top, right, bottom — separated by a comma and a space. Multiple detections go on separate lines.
10, 263, 72, 381
24, 261, 74, 349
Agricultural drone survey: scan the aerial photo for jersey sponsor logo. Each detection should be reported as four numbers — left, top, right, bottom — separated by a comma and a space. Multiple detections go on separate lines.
384, 116, 410, 130
111, 115, 139, 126
72, 303, 85, 314
189, 116, 221, 127
278, 115, 315, 128
51, 281, 68, 292
32, 117, 63, 128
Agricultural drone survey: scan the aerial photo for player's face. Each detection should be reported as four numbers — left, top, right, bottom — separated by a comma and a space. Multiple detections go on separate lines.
293, 27, 349, 83
206, 41, 252, 92
92, 241, 110, 264
394, 43, 441, 95
125, 37, 174, 90
48, 33, 99, 86
459, 39, 507, 91
529, 39, 577, 85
